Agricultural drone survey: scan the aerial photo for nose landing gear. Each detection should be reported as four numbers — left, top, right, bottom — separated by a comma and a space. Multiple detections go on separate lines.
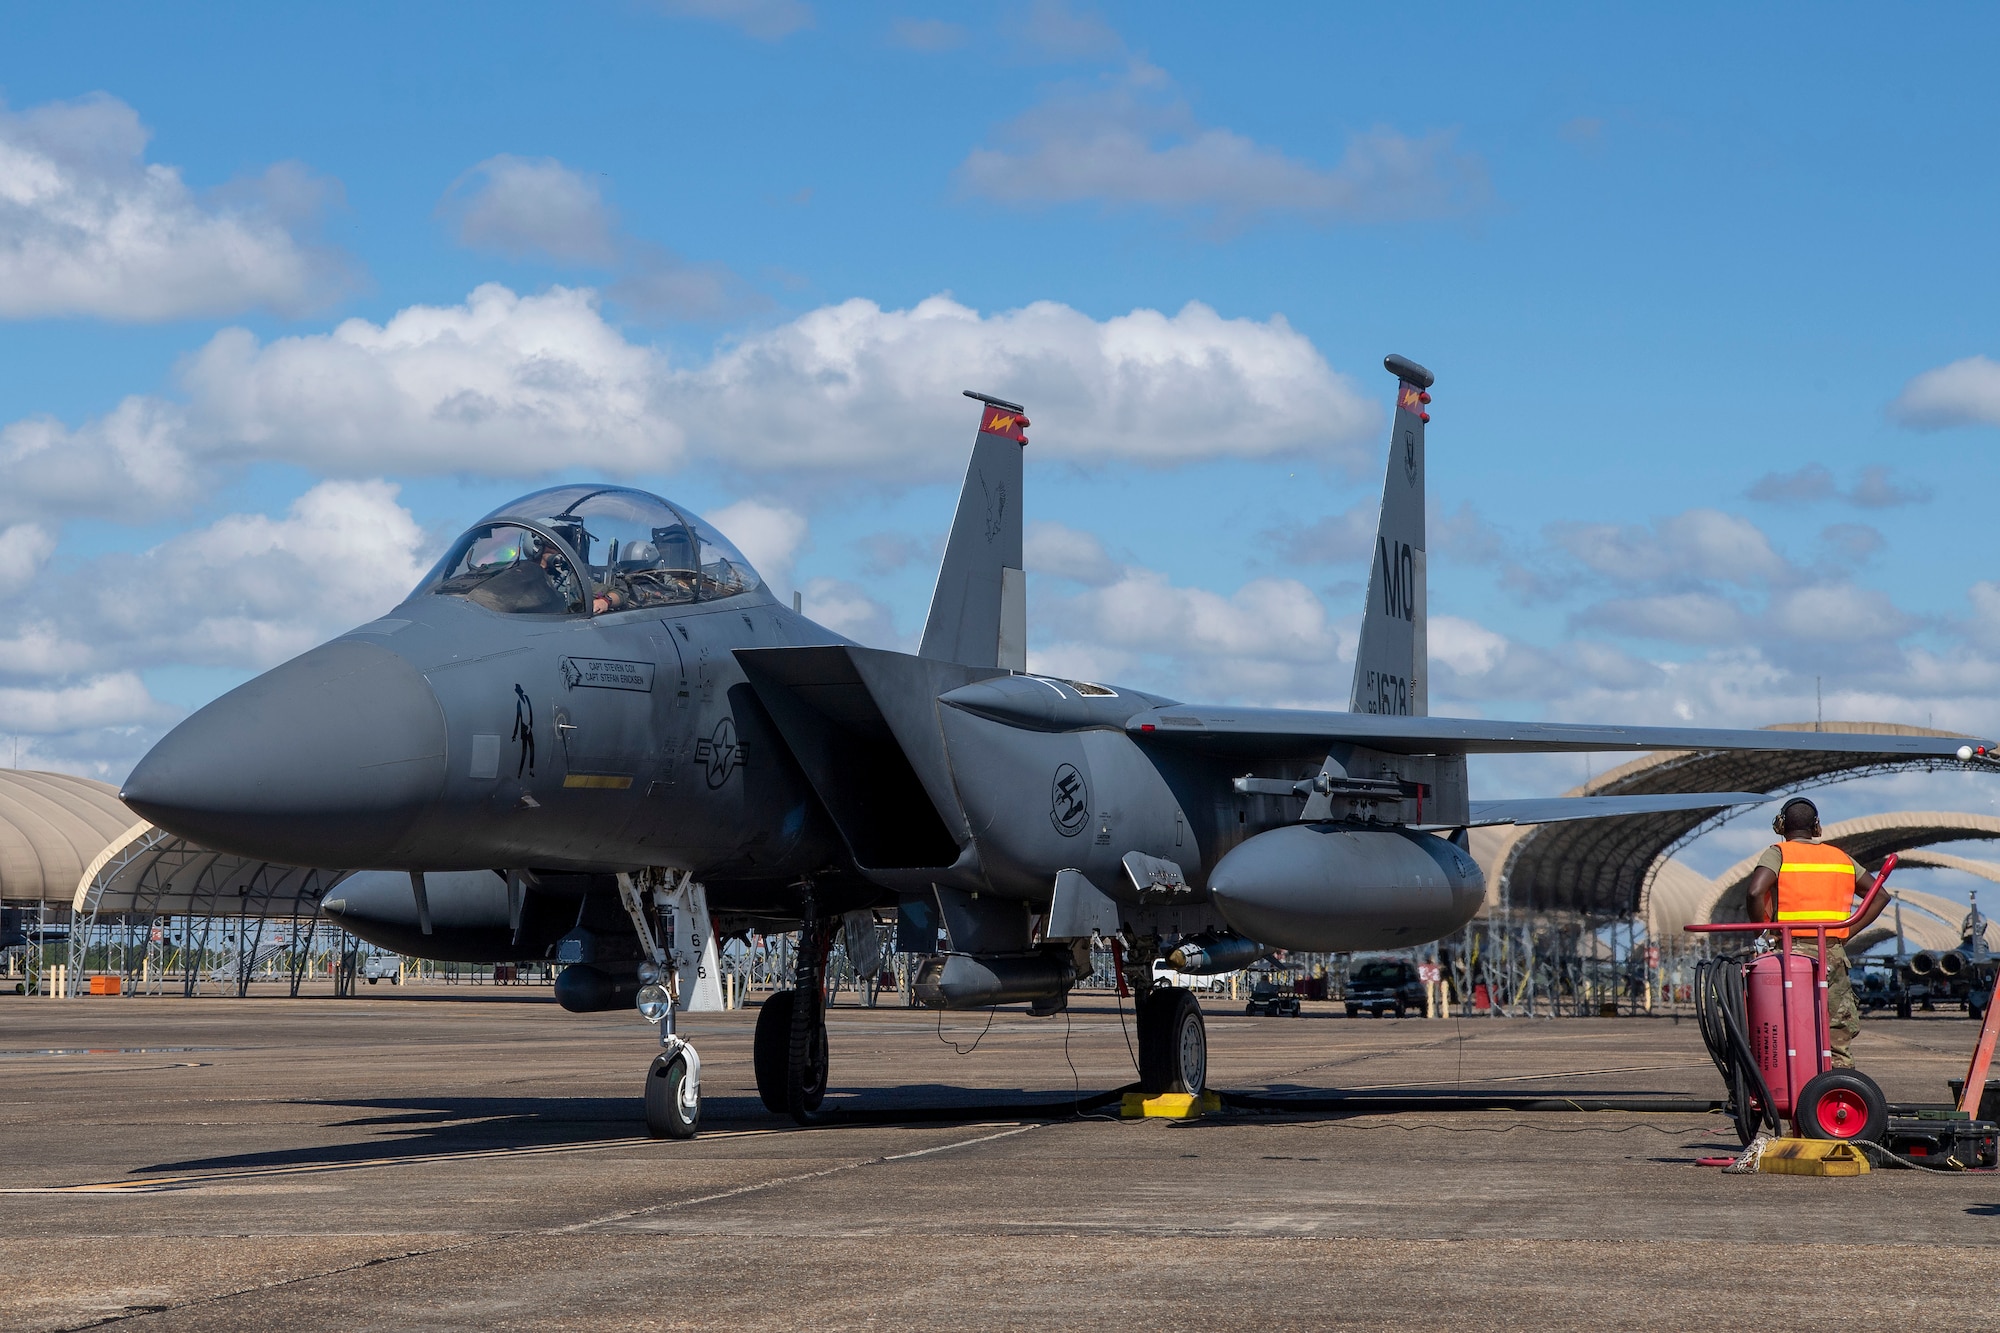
622, 869, 716, 1139
645, 1024, 703, 1139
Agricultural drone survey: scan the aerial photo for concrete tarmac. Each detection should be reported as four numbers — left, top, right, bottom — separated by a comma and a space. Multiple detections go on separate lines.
2, 989, 1996, 1331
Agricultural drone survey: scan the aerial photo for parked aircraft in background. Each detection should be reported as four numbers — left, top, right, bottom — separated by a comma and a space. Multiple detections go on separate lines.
122, 358, 1989, 1136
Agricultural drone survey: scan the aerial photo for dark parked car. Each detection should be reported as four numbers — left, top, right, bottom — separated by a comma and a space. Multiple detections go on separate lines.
1344, 958, 1426, 1017
1244, 977, 1302, 1017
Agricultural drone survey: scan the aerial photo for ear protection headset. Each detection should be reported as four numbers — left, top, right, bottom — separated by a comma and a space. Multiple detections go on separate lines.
1772, 796, 1820, 839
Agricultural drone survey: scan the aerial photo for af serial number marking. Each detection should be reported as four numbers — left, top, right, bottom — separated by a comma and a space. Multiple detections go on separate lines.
1361, 670, 1411, 716
560, 658, 654, 691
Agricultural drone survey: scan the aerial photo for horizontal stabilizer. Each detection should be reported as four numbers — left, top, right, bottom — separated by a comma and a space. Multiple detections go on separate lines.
1455, 792, 1769, 827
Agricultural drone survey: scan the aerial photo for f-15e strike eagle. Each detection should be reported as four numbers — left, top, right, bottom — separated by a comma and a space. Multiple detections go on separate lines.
121, 355, 1986, 1137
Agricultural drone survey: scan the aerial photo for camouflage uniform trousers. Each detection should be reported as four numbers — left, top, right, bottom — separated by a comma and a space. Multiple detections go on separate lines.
1791, 938, 1860, 1069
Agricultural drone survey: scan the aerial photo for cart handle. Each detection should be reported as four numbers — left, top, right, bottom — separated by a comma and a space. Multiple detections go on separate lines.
1683, 852, 1896, 935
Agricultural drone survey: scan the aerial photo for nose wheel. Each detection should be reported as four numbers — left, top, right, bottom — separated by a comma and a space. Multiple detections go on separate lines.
643, 1041, 701, 1139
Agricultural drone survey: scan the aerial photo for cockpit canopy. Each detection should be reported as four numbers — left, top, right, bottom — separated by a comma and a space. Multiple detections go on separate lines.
419, 485, 762, 617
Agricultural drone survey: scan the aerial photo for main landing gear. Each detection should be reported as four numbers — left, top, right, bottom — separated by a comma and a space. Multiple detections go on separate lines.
1125, 941, 1207, 1096
753, 906, 837, 1124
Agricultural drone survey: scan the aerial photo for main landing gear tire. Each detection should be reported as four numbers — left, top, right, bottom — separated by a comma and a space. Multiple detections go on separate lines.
1138, 986, 1207, 1095
1794, 1069, 1888, 1143
753, 989, 824, 1115
787, 982, 831, 1123
754, 979, 830, 1122
644, 1050, 700, 1139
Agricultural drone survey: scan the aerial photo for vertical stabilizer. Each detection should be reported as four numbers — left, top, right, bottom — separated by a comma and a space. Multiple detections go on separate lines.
920, 392, 1028, 671
1349, 355, 1433, 716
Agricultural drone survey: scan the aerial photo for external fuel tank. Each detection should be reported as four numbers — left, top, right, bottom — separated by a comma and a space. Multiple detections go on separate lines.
1206, 824, 1484, 952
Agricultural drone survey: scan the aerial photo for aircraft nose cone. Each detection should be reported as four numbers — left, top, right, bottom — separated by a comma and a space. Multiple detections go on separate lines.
123, 639, 447, 866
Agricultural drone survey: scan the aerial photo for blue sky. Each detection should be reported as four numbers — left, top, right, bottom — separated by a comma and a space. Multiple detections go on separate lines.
5, 2, 2000, 909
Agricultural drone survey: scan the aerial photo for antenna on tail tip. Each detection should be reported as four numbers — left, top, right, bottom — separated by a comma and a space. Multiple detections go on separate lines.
963, 389, 1026, 412
1383, 354, 1434, 390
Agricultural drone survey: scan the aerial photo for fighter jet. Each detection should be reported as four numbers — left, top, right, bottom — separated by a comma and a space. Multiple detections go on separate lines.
121, 357, 1990, 1137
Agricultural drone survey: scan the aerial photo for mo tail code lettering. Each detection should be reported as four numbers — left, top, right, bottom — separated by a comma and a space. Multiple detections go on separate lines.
1377, 537, 1416, 621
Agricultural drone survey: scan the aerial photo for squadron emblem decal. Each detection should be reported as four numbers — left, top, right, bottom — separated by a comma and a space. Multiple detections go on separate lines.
977, 403, 1029, 441
1050, 762, 1089, 836
1403, 429, 1417, 486
694, 717, 746, 788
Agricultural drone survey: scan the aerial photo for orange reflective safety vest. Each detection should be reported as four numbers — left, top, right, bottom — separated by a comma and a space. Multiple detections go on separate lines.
1774, 840, 1860, 939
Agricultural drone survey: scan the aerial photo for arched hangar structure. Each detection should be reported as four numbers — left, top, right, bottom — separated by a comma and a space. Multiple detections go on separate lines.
0, 770, 140, 907
1469, 722, 1985, 924
1698, 811, 2000, 954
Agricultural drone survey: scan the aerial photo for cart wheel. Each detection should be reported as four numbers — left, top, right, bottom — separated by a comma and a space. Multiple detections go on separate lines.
1794, 1069, 1888, 1143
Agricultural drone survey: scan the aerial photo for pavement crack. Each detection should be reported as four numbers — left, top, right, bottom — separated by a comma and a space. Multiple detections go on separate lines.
49, 1122, 1045, 1326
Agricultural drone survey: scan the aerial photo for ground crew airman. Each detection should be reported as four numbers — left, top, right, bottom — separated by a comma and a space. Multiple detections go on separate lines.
1744, 797, 1888, 1068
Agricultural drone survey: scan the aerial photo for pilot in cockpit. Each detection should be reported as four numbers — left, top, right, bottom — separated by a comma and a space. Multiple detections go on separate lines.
430, 487, 760, 617
431, 527, 580, 615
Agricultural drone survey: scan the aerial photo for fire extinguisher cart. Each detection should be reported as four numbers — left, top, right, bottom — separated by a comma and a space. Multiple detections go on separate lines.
1687, 857, 1897, 1145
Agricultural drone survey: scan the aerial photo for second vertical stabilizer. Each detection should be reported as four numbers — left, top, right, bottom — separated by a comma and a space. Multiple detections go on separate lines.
920, 393, 1028, 671
1348, 355, 1433, 716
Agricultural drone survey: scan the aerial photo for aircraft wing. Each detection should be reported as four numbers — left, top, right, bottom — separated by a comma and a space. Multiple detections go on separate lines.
1453, 792, 1769, 828
1125, 706, 1986, 760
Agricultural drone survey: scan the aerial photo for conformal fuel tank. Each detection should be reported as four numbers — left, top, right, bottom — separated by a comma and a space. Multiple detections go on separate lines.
1207, 824, 1484, 952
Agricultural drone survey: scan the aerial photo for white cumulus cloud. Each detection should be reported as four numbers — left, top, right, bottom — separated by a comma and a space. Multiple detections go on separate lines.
1892, 355, 2000, 429
0, 672, 172, 735
0, 93, 352, 320
706, 498, 808, 594
960, 62, 1487, 229
2, 287, 1377, 511
1025, 521, 1119, 585
441, 155, 620, 264
670, 294, 1376, 473
1548, 509, 1789, 586
800, 576, 903, 648
92, 480, 429, 669
0, 523, 56, 600
0, 395, 199, 522
180, 284, 676, 477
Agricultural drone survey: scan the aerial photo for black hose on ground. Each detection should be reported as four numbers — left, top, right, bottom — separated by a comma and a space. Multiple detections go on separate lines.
1693, 956, 1781, 1140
